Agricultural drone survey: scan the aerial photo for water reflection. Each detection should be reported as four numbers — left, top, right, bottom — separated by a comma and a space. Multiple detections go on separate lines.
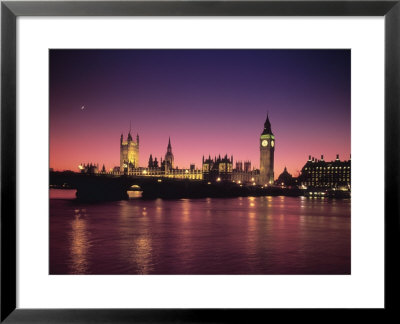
118, 201, 154, 274
69, 209, 90, 274
50, 190, 351, 275
131, 236, 153, 274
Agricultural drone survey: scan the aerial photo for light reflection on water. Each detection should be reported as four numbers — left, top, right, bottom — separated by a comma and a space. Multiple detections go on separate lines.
69, 209, 91, 274
50, 189, 350, 275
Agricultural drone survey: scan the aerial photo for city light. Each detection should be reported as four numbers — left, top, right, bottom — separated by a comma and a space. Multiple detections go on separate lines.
48, 50, 352, 277
69, 99, 350, 199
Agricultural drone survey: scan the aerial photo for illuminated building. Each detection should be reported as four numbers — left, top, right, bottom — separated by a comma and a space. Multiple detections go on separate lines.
121, 136, 202, 179
120, 129, 139, 175
232, 160, 259, 184
202, 154, 233, 181
78, 163, 99, 174
259, 114, 275, 185
299, 154, 351, 189
127, 167, 202, 180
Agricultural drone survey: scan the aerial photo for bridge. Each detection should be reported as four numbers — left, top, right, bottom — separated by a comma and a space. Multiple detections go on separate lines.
50, 172, 303, 201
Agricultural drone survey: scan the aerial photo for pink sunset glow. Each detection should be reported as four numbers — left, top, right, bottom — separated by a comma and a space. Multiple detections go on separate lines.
50, 49, 350, 178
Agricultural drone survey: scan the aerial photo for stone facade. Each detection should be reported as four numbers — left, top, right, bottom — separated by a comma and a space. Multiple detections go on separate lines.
120, 131, 139, 174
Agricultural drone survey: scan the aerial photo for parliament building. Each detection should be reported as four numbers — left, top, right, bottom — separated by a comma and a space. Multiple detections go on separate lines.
115, 115, 276, 184
120, 130, 139, 175
120, 135, 202, 179
202, 155, 233, 181
84, 114, 353, 192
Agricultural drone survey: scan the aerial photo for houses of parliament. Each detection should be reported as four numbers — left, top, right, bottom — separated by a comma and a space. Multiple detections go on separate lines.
108, 114, 275, 185
79, 114, 350, 190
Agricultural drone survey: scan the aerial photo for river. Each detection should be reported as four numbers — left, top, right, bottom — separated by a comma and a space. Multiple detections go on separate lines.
50, 189, 350, 274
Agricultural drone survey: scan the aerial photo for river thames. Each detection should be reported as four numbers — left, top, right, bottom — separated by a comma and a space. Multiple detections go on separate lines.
50, 189, 350, 275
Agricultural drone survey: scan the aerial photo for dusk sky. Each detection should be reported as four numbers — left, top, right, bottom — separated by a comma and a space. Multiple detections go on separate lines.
50, 49, 350, 177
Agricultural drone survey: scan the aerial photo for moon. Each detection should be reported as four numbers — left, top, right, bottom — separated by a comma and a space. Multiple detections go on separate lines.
81, 105, 85, 110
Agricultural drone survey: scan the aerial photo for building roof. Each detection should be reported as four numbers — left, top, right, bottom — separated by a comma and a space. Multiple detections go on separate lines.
261, 114, 273, 135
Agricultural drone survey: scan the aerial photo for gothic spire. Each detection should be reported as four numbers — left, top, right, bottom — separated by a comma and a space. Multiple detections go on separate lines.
262, 113, 273, 135
127, 121, 133, 141
167, 137, 172, 153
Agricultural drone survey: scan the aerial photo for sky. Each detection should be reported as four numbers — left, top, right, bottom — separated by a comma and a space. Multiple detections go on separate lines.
50, 49, 350, 178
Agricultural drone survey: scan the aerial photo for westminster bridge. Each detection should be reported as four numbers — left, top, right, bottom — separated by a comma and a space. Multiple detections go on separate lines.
50, 171, 308, 201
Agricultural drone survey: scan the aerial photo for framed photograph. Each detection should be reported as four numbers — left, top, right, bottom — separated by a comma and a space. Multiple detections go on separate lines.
1, 0, 399, 322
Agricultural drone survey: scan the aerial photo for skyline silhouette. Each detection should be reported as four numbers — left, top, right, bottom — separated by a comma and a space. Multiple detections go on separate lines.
50, 49, 351, 176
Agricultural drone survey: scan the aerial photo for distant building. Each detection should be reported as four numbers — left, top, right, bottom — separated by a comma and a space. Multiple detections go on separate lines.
232, 160, 259, 184
128, 166, 202, 180
79, 163, 99, 174
162, 137, 174, 172
235, 161, 243, 172
122, 136, 201, 179
276, 167, 294, 187
202, 154, 233, 181
259, 114, 275, 185
298, 154, 351, 189
120, 130, 139, 175
244, 161, 252, 173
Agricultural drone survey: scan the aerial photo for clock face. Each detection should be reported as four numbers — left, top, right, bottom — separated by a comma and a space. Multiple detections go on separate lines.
261, 140, 268, 147
271, 140, 275, 147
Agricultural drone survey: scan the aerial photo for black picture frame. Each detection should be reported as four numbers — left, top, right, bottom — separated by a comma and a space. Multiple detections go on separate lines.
1, 0, 399, 322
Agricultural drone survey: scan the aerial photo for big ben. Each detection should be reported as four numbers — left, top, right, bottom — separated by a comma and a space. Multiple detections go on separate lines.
260, 114, 275, 185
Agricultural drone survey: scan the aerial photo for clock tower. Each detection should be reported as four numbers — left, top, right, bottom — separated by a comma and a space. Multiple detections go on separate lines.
260, 114, 275, 185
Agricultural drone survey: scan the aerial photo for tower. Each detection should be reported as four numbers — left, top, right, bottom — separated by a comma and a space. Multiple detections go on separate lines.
120, 128, 139, 175
164, 137, 174, 172
259, 114, 275, 185
244, 160, 251, 173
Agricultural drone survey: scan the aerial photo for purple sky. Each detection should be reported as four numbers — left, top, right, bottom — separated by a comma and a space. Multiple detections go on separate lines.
50, 49, 350, 177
